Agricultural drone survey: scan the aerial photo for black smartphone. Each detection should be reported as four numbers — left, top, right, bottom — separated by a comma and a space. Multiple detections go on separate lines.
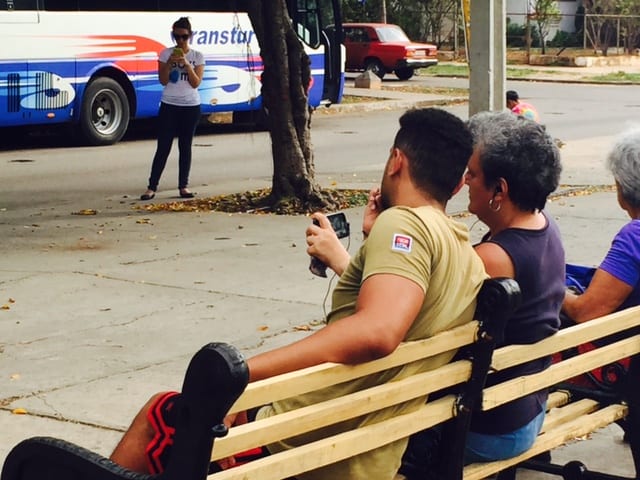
309, 212, 350, 277
326, 212, 350, 239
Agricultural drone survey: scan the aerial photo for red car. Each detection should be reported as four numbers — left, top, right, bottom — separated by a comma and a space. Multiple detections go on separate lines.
342, 23, 438, 80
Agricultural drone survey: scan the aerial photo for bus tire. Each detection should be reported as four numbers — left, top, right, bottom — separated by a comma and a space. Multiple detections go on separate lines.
79, 77, 130, 146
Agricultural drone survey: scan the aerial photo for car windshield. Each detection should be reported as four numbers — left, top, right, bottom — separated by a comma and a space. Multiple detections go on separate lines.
375, 25, 410, 42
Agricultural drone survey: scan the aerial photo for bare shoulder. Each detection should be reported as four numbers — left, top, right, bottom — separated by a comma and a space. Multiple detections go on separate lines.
474, 242, 515, 278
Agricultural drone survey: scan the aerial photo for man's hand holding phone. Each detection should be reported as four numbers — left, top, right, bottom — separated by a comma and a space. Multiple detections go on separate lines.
307, 212, 351, 277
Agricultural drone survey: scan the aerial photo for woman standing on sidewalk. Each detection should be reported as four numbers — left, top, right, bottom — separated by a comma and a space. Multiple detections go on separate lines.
140, 17, 204, 201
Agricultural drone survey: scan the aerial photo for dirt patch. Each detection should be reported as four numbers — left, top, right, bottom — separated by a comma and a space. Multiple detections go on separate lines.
132, 185, 614, 216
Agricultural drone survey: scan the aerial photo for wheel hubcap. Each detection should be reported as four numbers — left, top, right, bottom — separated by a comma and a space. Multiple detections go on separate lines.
91, 89, 122, 136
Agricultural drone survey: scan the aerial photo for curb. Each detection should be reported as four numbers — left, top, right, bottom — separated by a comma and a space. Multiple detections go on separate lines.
319, 96, 468, 114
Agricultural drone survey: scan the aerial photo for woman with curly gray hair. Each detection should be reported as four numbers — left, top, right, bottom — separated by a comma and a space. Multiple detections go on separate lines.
461, 111, 565, 463
562, 126, 640, 322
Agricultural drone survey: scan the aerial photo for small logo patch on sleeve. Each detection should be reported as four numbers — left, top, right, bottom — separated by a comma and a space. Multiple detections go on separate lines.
392, 234, 413, 253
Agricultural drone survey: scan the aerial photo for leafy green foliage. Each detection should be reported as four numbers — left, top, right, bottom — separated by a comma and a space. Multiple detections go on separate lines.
506, 21, 540, 47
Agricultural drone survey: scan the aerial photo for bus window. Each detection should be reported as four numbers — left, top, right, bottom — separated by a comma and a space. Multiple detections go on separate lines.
78, 0, 158, 11
291, 0, 321, 48
2, 0, 38, 10
157, 0, 211, 11
42, 0, 78, 11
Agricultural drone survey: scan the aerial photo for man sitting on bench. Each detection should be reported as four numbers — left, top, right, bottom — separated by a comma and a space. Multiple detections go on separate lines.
108, 108, 488, 480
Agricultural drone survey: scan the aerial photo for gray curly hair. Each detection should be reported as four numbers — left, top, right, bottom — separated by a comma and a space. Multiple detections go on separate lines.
468, 111, 561, 212
607, 126, 640, 208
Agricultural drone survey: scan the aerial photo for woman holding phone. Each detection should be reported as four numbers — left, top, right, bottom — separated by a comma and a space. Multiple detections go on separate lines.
141, 16, 204, 201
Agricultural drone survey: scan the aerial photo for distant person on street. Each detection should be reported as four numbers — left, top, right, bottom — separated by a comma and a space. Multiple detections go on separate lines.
506, 90, 540, 123
140, 16, 204, 201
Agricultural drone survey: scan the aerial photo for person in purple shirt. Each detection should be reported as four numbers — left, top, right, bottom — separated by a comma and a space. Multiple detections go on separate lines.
563, 127, 640, 322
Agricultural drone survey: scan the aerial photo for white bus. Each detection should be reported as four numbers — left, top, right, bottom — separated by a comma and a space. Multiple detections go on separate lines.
0, 0, 343, 145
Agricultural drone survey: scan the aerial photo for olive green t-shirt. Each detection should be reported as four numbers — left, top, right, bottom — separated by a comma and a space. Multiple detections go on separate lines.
257, 206, 487, 480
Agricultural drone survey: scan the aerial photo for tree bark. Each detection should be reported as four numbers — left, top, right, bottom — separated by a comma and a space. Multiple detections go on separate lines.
246, 0, 336, 211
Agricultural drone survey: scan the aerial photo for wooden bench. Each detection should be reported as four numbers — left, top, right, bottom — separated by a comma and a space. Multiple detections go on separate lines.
470, 307, 640, 480
2, 279, 639, 480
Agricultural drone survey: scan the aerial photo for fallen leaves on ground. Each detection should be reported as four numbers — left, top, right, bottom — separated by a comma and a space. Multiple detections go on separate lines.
130, 185, 615, 216
133, 188, 370, 215
550, 184, 616, 200
72, 209, 98, 215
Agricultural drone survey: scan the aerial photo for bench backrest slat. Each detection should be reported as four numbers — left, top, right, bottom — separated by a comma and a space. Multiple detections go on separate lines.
229, 321, 478, 413
541, 398, 600, 433
491, 306, 640, 371
482, 334, 640, 410
212, 360, 472, 460
546, 390, 571, 409
211, 395, 458, 480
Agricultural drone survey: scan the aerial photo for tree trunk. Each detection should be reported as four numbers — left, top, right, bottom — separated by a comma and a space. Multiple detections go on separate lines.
246, 0, 337, 212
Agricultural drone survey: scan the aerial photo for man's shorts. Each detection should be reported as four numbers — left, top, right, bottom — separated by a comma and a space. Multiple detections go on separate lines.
144, 391, 269, 474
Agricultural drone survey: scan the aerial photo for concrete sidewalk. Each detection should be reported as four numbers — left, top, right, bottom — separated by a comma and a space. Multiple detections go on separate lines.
1, 191, 633, 479
1, 66, 637, 478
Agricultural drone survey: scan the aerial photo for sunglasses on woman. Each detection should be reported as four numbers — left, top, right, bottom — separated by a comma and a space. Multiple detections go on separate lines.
173, 33, 190, 41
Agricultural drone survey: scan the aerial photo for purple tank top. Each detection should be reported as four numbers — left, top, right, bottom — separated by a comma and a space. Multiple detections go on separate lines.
471, 212, 565, 434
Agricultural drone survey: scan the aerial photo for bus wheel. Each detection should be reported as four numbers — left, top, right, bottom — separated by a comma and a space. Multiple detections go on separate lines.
80, 78, 130, 145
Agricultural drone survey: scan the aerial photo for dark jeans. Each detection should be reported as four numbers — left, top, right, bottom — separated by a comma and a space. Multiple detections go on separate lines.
147, 102, 201, 191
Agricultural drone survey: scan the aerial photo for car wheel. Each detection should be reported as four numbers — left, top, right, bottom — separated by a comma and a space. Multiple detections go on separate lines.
79, 77, 129, 146
364, 59, 385, 79
395, 68, 415, 80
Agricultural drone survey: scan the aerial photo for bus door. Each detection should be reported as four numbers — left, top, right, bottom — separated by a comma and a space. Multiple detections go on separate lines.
320, 0, 343, 104
0, 0, 39, 126
289, 0, 342, 105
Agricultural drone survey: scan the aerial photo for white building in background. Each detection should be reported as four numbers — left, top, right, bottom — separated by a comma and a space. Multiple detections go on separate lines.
507, 0, 581, 34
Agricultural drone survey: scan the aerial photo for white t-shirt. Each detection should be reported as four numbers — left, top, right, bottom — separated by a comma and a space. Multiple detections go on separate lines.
158, 47, 204, 107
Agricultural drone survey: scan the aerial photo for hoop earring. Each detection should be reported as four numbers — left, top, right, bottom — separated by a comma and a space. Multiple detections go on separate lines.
489, 198, 502, 212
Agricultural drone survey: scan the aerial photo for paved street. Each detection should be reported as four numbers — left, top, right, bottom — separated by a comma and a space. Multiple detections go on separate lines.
0, 64, 638, 478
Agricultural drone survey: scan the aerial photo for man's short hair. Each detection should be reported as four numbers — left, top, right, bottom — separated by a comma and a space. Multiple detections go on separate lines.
506, 90, 519, 102
393, 108, 473, 203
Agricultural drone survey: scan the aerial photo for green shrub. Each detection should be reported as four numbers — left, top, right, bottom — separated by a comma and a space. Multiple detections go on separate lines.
506, 22, 540, 48
549, 30, 581, 47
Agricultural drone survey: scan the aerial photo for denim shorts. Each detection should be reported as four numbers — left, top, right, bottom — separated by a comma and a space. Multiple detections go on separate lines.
464, 404, 546, 464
